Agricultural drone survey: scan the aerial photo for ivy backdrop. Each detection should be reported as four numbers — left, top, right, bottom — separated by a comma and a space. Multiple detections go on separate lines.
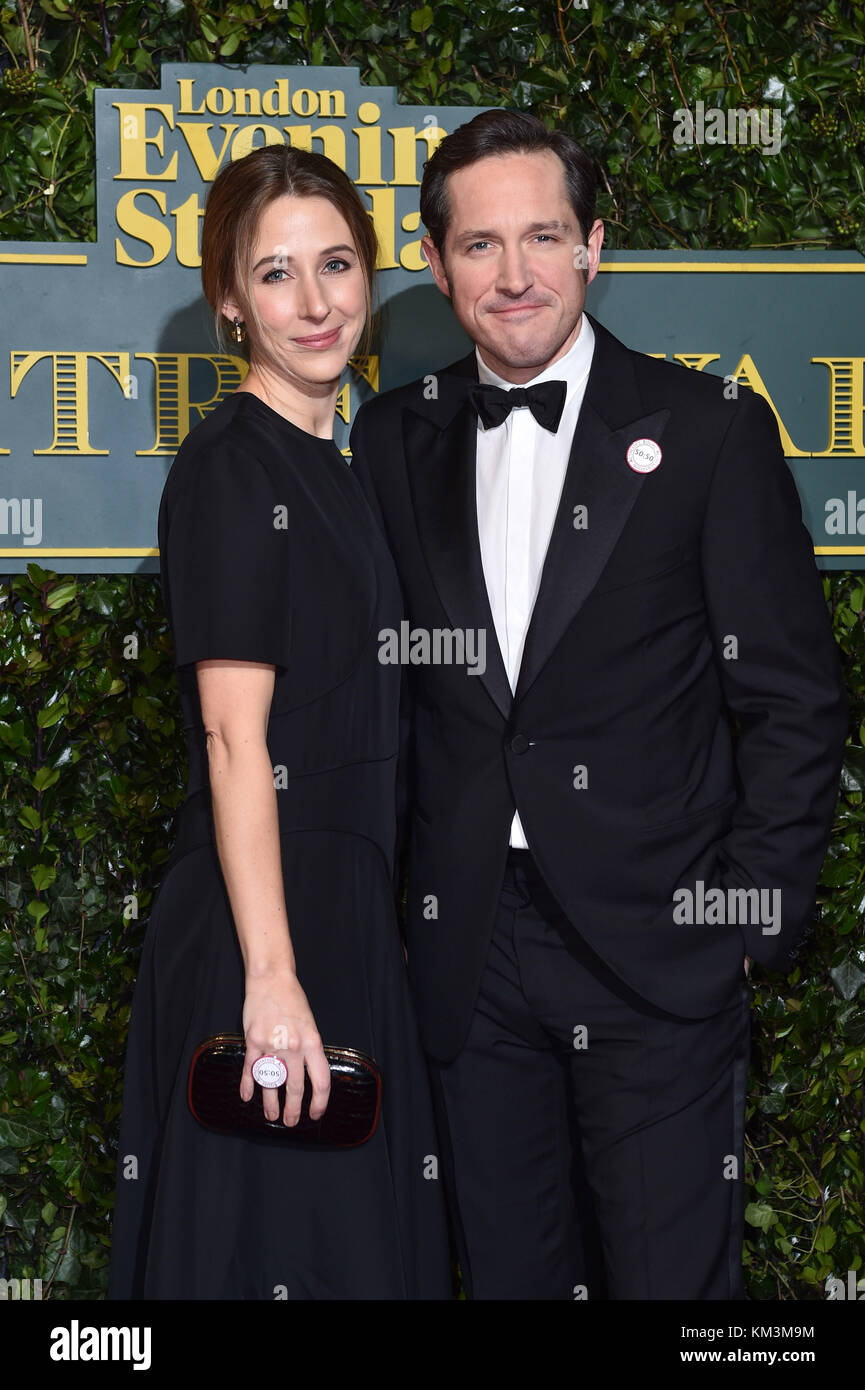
1, 0, 864, 1300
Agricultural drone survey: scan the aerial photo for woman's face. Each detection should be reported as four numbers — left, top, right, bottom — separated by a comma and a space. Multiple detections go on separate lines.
227, 193, 367, 387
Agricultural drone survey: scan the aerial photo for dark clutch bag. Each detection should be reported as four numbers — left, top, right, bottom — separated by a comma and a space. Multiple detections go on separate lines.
188, 1033, 382, 1147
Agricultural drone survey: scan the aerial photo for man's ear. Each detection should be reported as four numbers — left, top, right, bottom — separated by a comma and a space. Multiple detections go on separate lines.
585, 219, 604, 288
421, 235, 451, 299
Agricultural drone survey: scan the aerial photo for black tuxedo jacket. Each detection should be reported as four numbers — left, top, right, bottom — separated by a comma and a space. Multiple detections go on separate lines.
349, 313, 847, 1064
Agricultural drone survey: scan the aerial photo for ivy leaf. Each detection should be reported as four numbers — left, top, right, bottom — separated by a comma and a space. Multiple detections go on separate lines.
0, 1117, 45, 1148
37, 694, 69, 728
26, 900, 49, 927
745, 1201, 778, 1230
30, 864, 57, 892
830, 960, 865, 1000
32, 766, 61, 791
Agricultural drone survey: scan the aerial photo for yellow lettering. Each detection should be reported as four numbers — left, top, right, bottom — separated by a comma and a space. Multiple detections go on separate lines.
810, 358, 865, 456
231, 124, 285, 161
349, 356, 380, 392
388, 124, 446, 186
114, 189, 171, 267
399, 211, 427, 271
364, 188, 397, 269
291, 88, 318, 117
177, 78, 205, 115
262, 79, 290, 117
354, 120, 384, 185
233, 87, 262, 117
335, 382, 351, 424
672, 353, 722, 371
11, 351, 130, 455
113, 102, 177, 180
318, 90, 346, 118
176, 122, 238, 182
284, 124, 346, 169
727, 353, 809, 457
134, 354, 247, 453
205, 86, 233, 116
171, 193, 204, 267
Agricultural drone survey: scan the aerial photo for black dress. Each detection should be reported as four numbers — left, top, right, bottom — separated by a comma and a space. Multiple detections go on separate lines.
108, 391, 451, 1299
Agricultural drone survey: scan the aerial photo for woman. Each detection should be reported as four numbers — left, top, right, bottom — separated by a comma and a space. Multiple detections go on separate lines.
108, 145, 452, 1299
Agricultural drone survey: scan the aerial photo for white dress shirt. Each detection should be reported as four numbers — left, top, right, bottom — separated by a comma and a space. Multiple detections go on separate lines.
475, 313, 595, 848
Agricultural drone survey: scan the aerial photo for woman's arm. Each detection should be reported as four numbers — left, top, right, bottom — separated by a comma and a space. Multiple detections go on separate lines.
196, 658, 331, 1126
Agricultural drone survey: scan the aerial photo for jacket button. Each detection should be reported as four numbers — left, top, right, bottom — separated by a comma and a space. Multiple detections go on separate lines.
510, 733, 529, 754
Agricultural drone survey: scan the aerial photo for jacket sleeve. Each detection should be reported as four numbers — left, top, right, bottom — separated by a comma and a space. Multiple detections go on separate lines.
700, 387, 848, 968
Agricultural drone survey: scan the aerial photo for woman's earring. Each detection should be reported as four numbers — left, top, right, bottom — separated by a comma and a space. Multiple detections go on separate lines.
232, 316, 247, 344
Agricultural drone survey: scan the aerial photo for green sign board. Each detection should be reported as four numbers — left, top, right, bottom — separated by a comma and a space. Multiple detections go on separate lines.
0, 64, 862, 571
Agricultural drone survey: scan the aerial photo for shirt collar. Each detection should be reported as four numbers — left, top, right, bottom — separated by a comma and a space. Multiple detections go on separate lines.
474, 312, 595, 403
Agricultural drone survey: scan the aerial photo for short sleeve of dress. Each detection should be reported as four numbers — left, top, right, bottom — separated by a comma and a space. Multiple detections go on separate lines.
160, 439, 292, 671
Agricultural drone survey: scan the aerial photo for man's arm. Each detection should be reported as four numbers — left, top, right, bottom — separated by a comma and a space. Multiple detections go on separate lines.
700, 388, 847, 968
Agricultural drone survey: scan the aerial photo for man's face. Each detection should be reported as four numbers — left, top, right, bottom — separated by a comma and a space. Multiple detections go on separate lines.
422, 150, 603, 383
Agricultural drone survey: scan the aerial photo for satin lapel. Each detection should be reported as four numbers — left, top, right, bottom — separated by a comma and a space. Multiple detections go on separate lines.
404, 400, 513, 721
514, 393, 671, 703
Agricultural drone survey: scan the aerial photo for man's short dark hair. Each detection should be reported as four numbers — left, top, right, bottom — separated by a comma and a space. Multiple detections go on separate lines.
420, 110, 598, 256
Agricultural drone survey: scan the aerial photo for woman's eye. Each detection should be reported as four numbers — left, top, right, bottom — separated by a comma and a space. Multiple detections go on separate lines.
261, 259, 351, 281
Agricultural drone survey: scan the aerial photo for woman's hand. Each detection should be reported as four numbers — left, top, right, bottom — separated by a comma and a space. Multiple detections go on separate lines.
241, 965, 332, 1126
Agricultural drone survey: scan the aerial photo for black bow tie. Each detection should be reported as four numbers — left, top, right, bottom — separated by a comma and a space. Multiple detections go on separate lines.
468, 379, 567, 433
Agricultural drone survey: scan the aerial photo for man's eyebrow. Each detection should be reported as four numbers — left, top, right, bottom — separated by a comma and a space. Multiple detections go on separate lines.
452, 229, 497, 244
453, 219, 573, 243
524, 219, 573, 233
251, 244, 356, 271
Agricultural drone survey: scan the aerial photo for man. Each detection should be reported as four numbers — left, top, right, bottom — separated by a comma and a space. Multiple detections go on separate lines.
348, 110, 847, 1299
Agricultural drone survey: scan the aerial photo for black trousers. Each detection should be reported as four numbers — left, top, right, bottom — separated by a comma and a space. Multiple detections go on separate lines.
427, 850, 751, 1300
